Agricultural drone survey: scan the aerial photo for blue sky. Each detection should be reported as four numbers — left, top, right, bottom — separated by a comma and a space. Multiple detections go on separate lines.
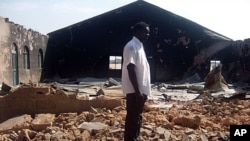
0, 0, 249, 40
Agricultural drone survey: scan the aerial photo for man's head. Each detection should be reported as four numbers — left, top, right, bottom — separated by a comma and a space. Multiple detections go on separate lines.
133, 22, 150, 42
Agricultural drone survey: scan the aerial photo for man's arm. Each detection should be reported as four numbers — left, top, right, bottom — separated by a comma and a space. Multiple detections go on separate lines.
127, 63, 144, 103
127, 63, 140, 94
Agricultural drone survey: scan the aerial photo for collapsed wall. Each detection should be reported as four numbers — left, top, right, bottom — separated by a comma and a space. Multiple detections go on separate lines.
0, 83, 122, 123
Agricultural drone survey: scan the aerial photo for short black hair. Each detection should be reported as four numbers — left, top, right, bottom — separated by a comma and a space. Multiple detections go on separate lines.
132, 22, 149, 33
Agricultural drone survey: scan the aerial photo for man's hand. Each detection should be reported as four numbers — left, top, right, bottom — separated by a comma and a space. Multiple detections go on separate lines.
135, 91, 144, 103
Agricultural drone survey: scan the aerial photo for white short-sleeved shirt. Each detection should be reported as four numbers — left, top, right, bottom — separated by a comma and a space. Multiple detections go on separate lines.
122, 36, 151, 96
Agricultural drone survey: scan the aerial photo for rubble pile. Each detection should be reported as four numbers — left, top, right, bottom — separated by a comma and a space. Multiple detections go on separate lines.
0, 83, 250, 140
0, 74, 250, 141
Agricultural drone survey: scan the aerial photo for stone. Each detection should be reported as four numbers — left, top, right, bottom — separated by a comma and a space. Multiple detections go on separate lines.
85, 112, 95, 122
18, 129, 37, 140
155, 127, 171, 140
78, 122, 108, 131
185, 128, 194, 135
31, 113, 55, 131
76, 130, 90, 140
0, 114, 32, 133
172, 115, 201, 129
1, 82, 12, 92
241, 108, 250, 116
113, 106, 124, 112
141, 128, 152, 136
201, 119, 220, 129
50, 130, 64, 140
90, 106, 98, 113
200, 134, 209, 141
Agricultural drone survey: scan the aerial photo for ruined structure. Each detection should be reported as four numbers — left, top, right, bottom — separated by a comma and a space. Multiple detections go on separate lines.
204, 64, 228, 92
42, 0, 234, 82
1, 1, 250, 86
1, 1, 250, 140
0, 17, 48, 86
0, 83, 122, 123
1, 82, 250, 140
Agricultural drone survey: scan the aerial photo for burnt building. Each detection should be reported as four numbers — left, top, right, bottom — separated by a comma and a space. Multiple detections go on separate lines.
43, 0, 234, 82
0, 17, 48, 86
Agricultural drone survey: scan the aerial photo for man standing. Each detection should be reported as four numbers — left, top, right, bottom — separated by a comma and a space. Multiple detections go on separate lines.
122, 22, 151, 141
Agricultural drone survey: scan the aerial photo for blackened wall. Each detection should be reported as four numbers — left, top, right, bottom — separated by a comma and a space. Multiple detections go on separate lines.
42, 1, 234, 82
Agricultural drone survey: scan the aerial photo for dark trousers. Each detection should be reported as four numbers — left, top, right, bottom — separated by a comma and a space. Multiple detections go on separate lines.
124, 93, 147, 141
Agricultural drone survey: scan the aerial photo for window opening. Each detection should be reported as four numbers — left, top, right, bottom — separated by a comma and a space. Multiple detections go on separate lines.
11, 43, 19, 85
109, 56, 122, 70
23, 46, 30, 69
210, 60, 221, 71
38, 49, 43, 68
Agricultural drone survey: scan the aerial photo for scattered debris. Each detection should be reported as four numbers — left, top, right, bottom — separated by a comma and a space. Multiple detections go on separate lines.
204, 64, 228, 92
0, 77, 250, 140
1, 82, 12, 93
